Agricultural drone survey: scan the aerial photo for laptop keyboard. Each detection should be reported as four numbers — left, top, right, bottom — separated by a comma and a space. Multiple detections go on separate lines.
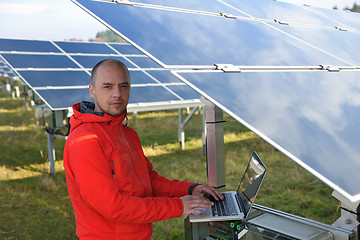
211, 193, 238, 217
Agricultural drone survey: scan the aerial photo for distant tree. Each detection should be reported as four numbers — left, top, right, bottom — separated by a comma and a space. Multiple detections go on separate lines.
93, 30, 126, 43
344, 2, 360, 12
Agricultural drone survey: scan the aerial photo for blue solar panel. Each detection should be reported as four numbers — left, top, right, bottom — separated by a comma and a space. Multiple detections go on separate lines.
0, 38, 201, 110
130, 85, 181, 102
36, 88, 92, 109
54, 41, 117, 54
272, 23, 360, 65
166, 84, 201, 100
222, 0, 351, 28
145, 70, 182, 83
109, 43, 144, 55
2, 54, 79, 68
17, 71, 90, 87
129, 70, 160, 84
0, 38, 61, 53
131, 0, 249, 15
174, 70, 360, 200
72, 55, 135, 68
306, 7, 360, 31
127, 56, 163, 68
74, 0, 348, 66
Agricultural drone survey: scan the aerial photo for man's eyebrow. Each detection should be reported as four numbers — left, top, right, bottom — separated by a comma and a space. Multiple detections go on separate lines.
101, 82, 129, 85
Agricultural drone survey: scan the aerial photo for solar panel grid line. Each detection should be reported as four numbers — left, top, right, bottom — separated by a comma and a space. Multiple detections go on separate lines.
33, 85, 89, 90
70, 53, 145, 57
130, 82, 186, 88
168, 66, 360, 73
50, 40, 91, 76
13, 68, 87, 71
272, 19, 360, 33
0, 51, 65, 55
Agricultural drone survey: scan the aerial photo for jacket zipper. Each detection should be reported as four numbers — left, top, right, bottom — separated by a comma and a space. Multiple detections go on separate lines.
120, 132, 148, 192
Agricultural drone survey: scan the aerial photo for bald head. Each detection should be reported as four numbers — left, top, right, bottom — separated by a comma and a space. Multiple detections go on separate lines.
91, 59, 130, 87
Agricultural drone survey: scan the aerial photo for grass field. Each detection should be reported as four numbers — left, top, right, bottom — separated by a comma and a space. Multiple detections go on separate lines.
0, 89, 340, 239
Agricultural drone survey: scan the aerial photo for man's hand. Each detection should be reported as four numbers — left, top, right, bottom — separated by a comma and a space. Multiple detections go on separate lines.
180, 195, 213, 216
192, 185, 224, 201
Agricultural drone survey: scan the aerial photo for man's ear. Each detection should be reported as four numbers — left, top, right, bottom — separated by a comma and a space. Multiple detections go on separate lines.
89, 84, 95, 99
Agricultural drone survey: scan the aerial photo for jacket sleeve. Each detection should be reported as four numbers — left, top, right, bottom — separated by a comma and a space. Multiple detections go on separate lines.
65, 132, 184, 224
146, 157, 194, 198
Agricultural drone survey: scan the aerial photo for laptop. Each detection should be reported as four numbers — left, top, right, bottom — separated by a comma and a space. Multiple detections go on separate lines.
189, 151, 267, 222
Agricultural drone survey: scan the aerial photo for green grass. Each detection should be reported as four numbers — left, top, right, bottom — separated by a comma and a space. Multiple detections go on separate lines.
0, 90, 340, 239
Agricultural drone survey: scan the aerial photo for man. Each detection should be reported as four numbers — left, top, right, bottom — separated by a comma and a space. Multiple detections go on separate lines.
63, 59, 223, 239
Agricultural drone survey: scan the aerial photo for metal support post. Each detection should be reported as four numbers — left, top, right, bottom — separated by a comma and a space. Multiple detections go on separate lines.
202, 97, 225, 189
178, 108, 185, 149
46, 131, 56, 176
202, 106, 206, 154
178, 107, 201, 150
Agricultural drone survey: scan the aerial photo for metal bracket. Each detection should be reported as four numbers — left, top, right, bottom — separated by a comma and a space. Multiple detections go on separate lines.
274, 19, 289, 25
320, 65, 340, 72
335, 26, 349, 32
214, 64, 241, 73
220, 13, 237, 19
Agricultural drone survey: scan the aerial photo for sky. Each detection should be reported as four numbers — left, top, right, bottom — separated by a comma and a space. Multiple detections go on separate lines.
0, 0, 359, 42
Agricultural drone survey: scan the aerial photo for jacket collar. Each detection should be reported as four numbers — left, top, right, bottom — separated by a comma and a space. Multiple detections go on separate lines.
70, 101, 127, 132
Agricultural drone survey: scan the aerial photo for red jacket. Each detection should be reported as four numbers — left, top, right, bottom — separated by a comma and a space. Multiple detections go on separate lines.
63, 102, 194, 239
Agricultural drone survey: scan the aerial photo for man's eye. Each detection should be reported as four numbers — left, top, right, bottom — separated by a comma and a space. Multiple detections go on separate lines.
104, 86, 111, 89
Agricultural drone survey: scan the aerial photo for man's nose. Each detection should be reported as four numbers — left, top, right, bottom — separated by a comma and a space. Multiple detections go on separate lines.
112, 86, 122, 98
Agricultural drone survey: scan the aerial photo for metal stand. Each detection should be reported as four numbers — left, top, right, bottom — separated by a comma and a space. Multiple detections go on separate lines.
202, 97, 225, 190
45, 131, 67, 176
178, 106, 202, 150
46, 131, 56, 176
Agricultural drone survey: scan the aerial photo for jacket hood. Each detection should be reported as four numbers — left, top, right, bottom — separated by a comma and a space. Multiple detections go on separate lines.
69, 101, 127, 132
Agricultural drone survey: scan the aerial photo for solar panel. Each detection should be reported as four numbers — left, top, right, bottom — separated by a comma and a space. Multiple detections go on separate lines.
73, 0, 352, 67
0, 38, 61, 53
174, 70, 360, 200
0, 58, 20, 80
0, 38, 201, 111
73, 0, 360, 202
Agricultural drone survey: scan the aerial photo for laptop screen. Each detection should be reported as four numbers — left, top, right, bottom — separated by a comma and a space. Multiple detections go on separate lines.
236, 152, 267, 216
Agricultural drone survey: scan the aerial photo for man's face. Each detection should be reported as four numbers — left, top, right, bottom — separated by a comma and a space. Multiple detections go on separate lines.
89, 63, 130, 116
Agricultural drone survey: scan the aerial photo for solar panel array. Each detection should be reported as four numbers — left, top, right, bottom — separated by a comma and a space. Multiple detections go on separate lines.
0, 38, 201, 111
0, 58, 18, 79
73, 0, 360, 202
